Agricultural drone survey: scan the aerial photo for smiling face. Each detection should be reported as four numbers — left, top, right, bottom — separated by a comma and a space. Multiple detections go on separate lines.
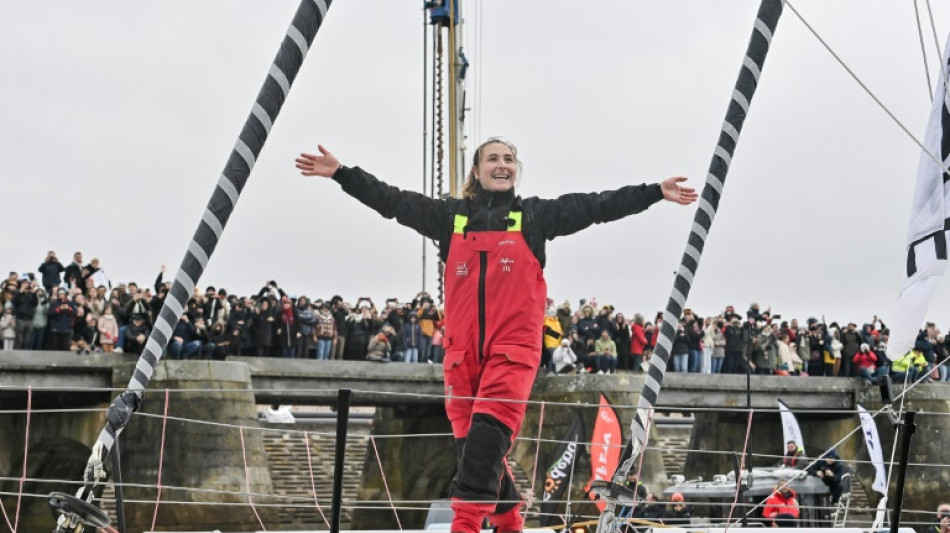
473, 141, 517, 193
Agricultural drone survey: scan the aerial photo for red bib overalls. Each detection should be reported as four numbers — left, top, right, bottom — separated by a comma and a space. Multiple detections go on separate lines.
442, 210, 547, 532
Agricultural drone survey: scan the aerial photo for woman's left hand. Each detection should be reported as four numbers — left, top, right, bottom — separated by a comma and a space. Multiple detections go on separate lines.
660, 176, 698, 205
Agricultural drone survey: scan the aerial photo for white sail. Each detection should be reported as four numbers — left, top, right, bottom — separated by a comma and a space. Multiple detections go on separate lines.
889, 32, 950, 360
777, 399, 805, 456
858, 404, 888, 496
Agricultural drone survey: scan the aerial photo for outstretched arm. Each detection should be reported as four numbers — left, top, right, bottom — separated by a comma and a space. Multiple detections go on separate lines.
531, 176, 697, 240
296, 145, 450, 241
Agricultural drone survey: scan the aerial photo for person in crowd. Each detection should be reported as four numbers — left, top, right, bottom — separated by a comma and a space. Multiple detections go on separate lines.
70, 293, 91, 350
201, 286, 224, 326
97, 305, 119, 352
664, 492, 692, 525
617, 471, 649, 523
916, 324, 938, 380
346, 303, 377, 361
593, 329, 618, 374
123, 313, 151, 355
1, 303, 15, 351
630, 313, 648, 373
31, 288, 49, 350
551, 338, 577, 374
556, 301, 572, 339
431, 308, 445, 363
577, 304, 599, 343
252, 298, 278, 357
416, 299, 441, 363
542, 307, 565, 371
806, 324, 825, 377
633, 493, 666, 522
931, 503, 950, 533
752, 320, 776, 375
774, 331, 793, 375
684, 310, 703, 373
936, 334, 949, 382
853, 343, 886, 385
296, 137, 694, 532
47, 289, 75, 351
568, 330, 591, 373
208, 321, 230, 359
75, 313, 100, 355
295, 296, 316, 359
314, 302, 336, 361
400, 312, 423, 363
763, 484, 800, 527
64, 252, 84, 290
780, 440, 804, 467
276, 295, 300, 358
85, 286, 106, 319
169, 313, 203, 360
671, 322, 690, 373
366, 326, 393, 362
330, 296, 348, 360
890, 348, 926, 384
708, 317, 726, 374
807, 449, 846, 503
38, 251, 65, 295
227, 299, 254, 356
12, 278, 38, 349
614, 313, 632, 372
723, 317, 745, 374
826, 327, 843, 377
840, 322, 862, 378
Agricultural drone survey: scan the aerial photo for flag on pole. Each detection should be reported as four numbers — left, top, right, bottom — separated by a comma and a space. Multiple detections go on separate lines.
889, 33, 950, 361
585, 394, 622, 512
540, 413, 585, 526
777, 399, 805, 458
858, 404, 888, 496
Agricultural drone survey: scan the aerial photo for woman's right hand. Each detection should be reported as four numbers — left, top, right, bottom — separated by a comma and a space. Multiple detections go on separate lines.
296, 144, 341, 178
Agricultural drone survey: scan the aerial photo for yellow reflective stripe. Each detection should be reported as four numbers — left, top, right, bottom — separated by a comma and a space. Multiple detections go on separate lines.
453, 212, 521, 233
507, 211, 522, 232
453, 214, 469, 234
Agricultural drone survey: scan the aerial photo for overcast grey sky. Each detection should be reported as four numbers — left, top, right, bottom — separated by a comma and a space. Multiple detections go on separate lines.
4, 1, 950, 327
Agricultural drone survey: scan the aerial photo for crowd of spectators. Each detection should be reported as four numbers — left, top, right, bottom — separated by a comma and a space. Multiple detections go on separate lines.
3, 250, 950, 385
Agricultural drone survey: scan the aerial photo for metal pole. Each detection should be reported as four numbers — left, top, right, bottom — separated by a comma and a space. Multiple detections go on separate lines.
331, 389, 352, 533
112, 434, 127, 533
889, 411, 918, 533
422, 5, 429, 292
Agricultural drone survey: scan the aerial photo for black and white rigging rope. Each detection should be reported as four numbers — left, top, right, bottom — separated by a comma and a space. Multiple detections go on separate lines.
78, 0, 333, 497
594, 5, 785, 529
625, 0, 784, 467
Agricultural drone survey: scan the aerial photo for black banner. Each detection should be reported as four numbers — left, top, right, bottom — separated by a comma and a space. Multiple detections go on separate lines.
539, 412, 585, 527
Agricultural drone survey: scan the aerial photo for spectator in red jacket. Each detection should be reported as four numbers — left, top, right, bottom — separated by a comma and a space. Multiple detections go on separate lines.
630, 313, 648, 372
764, 485, 799, 527
853, 343, 886, 385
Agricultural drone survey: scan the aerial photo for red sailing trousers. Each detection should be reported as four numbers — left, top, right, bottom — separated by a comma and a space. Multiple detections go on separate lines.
442, 213, 546, 532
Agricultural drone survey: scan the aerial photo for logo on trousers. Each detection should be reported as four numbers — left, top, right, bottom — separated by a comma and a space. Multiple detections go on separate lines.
455, 262, 469, 277
499, 257, 515, 272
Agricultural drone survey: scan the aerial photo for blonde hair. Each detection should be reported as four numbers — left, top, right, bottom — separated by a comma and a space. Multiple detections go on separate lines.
462, 137, 521, 198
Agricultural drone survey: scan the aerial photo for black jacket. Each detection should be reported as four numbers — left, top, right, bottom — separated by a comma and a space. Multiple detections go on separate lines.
332, 166, 663, 268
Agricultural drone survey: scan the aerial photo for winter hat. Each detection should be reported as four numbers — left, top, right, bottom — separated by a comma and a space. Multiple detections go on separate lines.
561, 339, 570, 347
546, 308, 556, 318
671, 492, 685, 503
860, 343, 870, 351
